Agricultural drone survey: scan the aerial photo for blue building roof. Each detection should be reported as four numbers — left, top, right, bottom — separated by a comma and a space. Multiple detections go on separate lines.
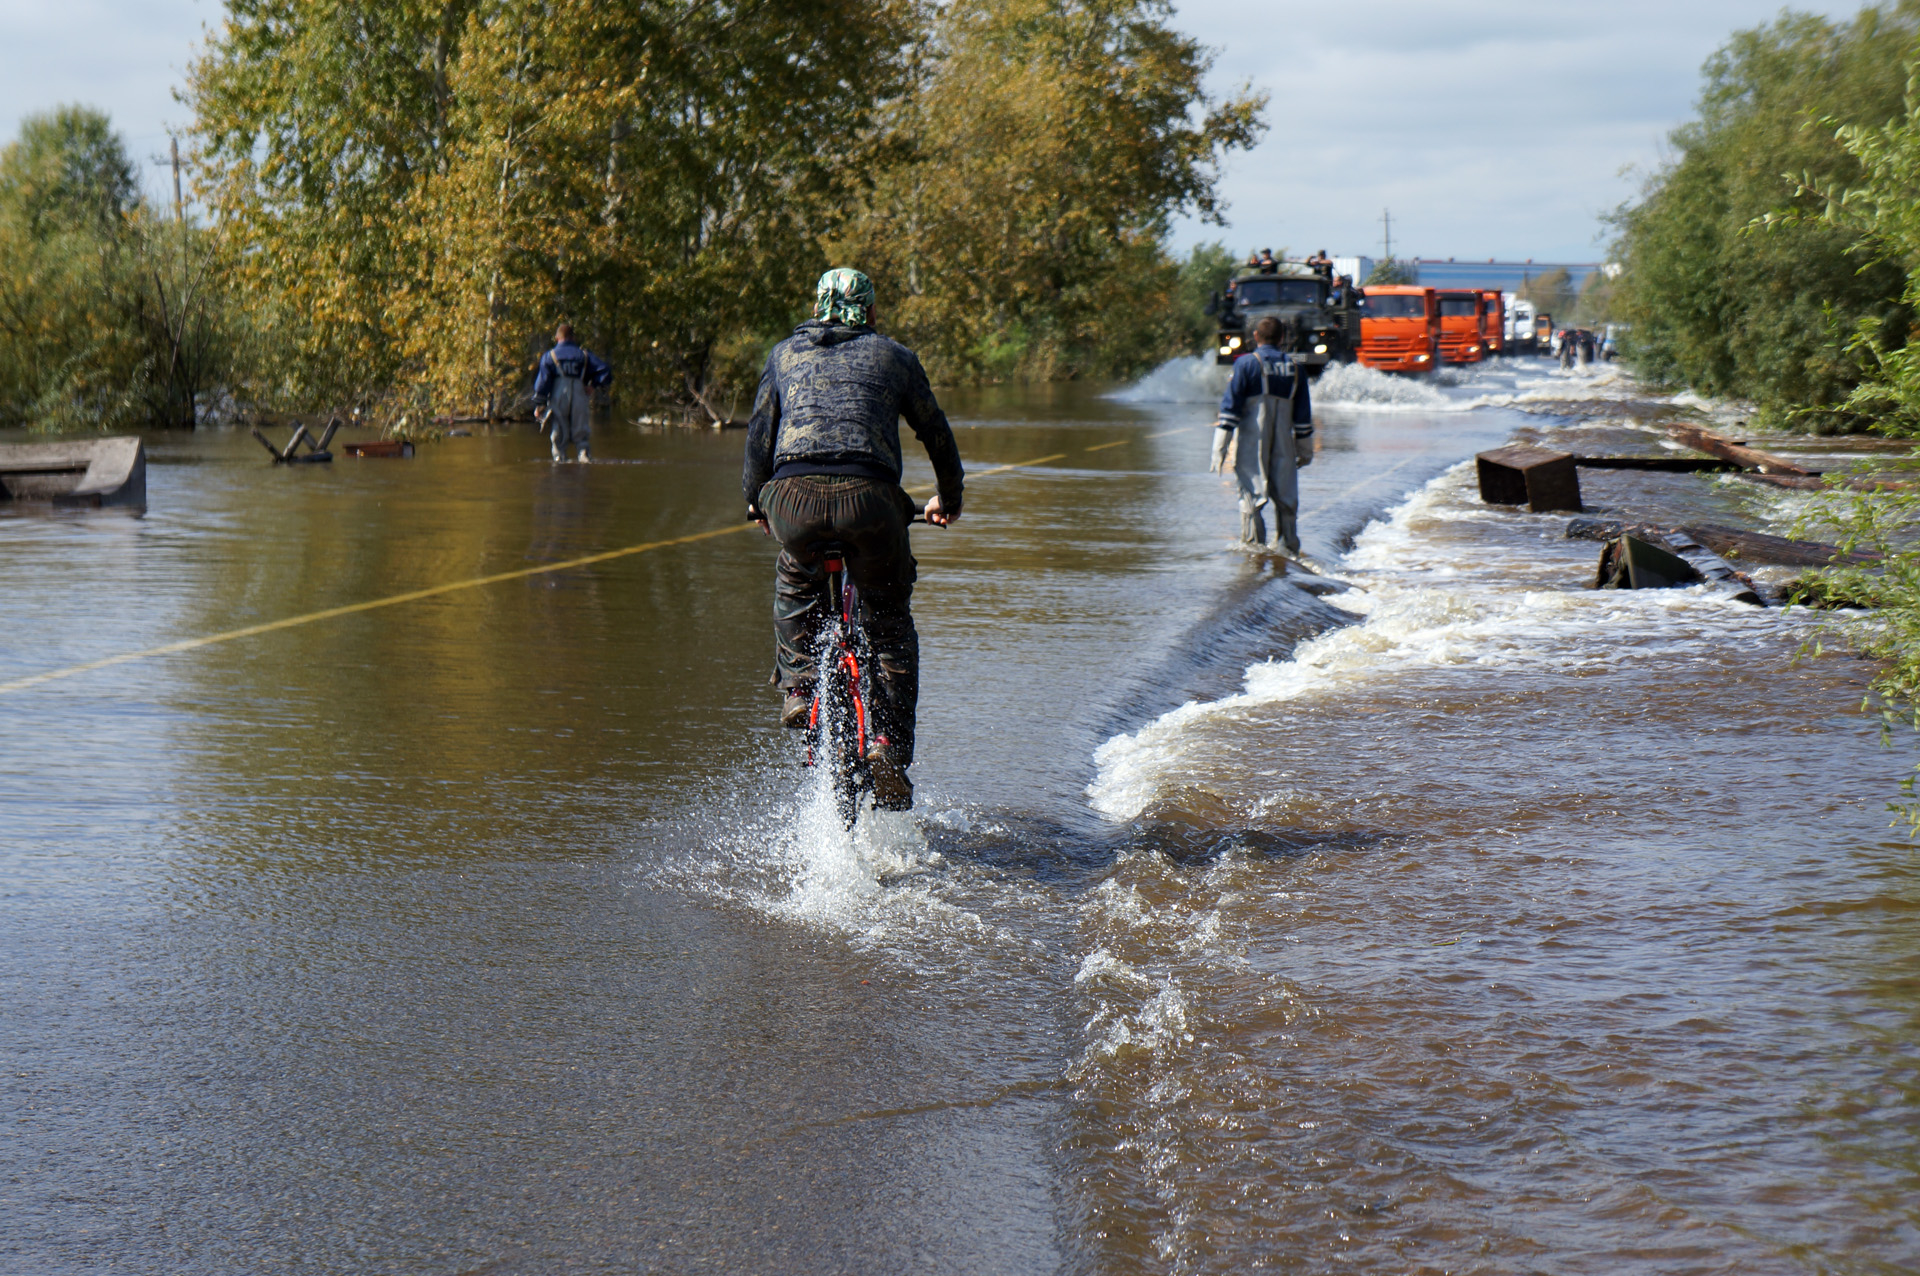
1414, 260, 1605, 292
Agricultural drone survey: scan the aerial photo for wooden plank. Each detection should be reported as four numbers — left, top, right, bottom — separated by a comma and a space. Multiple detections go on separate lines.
1666, 425, 1817, 476
1572, 456, 1742, 472
1566, 517, 1869, 567
1476, 445, 1583, 512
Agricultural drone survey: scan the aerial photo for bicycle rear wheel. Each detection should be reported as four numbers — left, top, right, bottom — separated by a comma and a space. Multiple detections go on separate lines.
820, 653, 869, 830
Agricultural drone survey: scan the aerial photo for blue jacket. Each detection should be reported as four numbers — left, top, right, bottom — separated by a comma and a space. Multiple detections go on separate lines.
742, 320, 964, 508
532, 341, 612, 401
1219, 345, 1312, 434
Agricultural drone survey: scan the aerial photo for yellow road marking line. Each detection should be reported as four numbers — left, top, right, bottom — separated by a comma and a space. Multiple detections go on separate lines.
1149, 426, 1198, 438
1084, 440, 1129, 452
2, 449, 1076, 697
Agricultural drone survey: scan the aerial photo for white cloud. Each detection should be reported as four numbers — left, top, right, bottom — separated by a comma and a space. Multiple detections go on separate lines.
1169, 0, 1874, 261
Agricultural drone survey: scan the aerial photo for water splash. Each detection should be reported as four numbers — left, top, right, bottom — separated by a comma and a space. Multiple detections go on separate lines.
1109, 355, 1229, 404
1312, 360, 1462, 411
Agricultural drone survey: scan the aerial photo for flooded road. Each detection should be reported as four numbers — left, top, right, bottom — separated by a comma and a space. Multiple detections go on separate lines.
4, 358, 1917, 1273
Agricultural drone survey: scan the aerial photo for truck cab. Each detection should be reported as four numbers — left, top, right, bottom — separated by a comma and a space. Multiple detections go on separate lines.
1213, 263, 1360, 373
1479, 290, 1505, 357
1355, 285, 1438, 373
1436, 290, 1485, 365
1506, 298, 1538, 353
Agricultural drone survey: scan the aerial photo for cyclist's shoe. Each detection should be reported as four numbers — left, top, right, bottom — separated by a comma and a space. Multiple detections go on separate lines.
866, 740, 913, 811
782, 686, 814, 730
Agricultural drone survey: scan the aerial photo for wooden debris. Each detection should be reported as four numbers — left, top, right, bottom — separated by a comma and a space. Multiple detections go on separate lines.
1734, 471, 1912, 493
343, 439, 415, 458
1566, 517, 1869, 568
0, 437, 145, 508
1596, 535, 1701, 589
252, 418, 338, 464
1571, 455, 1741, 473
1476, 445, 1583, 512
1665, 424, 1817, 476
1593, 532, 1765, 606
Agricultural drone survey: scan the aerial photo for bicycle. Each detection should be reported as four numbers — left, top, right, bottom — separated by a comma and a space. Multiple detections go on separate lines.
804, 508, 935, 829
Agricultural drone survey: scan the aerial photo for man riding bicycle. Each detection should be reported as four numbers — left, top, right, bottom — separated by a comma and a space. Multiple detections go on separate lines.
743, 268, 965, 811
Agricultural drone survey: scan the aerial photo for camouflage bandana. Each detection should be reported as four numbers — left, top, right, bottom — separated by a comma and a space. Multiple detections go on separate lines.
813, 267, 875, 326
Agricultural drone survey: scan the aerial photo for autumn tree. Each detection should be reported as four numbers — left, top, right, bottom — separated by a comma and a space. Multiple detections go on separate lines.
403, 0, 914, 423
187, 1, 474, 412
829, 0, 1265, 381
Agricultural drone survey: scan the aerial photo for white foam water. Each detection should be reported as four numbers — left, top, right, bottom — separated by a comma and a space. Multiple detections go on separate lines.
1110, 355, 1229, 404
1085, 461, 1807, 823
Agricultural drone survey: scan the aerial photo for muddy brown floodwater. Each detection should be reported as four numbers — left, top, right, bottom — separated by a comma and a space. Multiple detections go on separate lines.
3, 357, 1917, 1274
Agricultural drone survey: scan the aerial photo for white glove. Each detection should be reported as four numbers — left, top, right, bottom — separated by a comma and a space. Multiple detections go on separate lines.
1209, 426, 1232, 474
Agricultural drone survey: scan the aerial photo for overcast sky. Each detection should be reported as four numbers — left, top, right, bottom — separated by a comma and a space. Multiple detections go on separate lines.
0, 0, 1878, 263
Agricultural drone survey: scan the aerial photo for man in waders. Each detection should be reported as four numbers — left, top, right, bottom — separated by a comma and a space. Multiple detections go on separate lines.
531, 323, 612, 463
1211, 315, 1314, 554
742, 268, 965, 812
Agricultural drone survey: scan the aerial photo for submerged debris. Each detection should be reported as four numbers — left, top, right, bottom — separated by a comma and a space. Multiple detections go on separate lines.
0, 437, 146, 509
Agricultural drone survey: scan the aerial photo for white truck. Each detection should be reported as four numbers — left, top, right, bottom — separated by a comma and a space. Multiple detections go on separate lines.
1505, 298, 1539, 354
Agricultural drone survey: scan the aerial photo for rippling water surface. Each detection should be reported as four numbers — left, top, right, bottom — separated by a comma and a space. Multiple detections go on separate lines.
4, 358, 1916, 1273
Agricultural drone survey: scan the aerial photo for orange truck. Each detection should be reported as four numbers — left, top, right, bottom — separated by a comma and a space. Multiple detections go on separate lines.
1479, 290, 1505, 357
1436, 290, 1486, 364
1356, 285, 1439, 373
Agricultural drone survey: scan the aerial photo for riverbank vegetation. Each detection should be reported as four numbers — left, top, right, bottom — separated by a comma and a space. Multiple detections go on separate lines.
1613, 3, 1920, 431
0, 0, 1262, 432
1617, 0, 1920, 805
0, 107, 231, 430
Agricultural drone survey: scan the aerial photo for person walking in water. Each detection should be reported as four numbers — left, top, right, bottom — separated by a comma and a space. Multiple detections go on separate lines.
742, 268, 965, 812
1211, 315, 1313, 555
531, 323, 612, 463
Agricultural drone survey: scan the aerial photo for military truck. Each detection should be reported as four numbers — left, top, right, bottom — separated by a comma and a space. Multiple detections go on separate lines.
1207, 262, 1361, 374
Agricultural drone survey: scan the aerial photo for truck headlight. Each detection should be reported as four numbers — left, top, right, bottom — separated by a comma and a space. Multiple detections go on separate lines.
1415, 354, 1430, 362
1218, 345, 1233, 356
1313, 344, 1328, 355
1228, 336, 1242, 349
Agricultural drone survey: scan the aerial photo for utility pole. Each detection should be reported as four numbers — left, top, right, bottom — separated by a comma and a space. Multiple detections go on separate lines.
170, 137, 183, 222
1381, 208, 1393, 263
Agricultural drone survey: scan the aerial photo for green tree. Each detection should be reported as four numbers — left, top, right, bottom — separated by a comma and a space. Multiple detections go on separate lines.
404, 0, 913, 423
828, 0, 1265, 382
187, 1, 474, 413
0, 105, 139, 239
1364, 258, 1417, 286
0, 106, 232, 431
1613, 4, 1920, 428
1516, 267, 1575, 319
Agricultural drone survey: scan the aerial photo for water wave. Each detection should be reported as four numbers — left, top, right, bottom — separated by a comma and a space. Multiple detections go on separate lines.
1085, 463, 1801, 822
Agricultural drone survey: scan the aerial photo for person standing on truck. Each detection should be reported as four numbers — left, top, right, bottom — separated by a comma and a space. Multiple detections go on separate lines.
532, 323, 612, 463
1306, 250, 1333, 279
1257, 248, 1279, 274
741, 267, 965, 812
1210, 315, 1314, 555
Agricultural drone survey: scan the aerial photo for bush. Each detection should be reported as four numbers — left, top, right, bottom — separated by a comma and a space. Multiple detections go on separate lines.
1613, 4, 1920, 429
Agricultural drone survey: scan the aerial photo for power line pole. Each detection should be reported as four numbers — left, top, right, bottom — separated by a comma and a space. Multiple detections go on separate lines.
170, 137, 183, 222
1381, 208, 1393, 262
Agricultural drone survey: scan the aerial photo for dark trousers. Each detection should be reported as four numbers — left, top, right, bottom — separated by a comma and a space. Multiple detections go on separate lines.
759, 474, 920, 764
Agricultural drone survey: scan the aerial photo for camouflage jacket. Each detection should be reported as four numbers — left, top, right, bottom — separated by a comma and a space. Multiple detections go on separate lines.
742, 321, 964, 510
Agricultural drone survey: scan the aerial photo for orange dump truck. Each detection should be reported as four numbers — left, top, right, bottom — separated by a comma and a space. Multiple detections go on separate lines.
1356, 286, 1438, 373
1436, 290, 1486, 364
1479, 290, 1505, 357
